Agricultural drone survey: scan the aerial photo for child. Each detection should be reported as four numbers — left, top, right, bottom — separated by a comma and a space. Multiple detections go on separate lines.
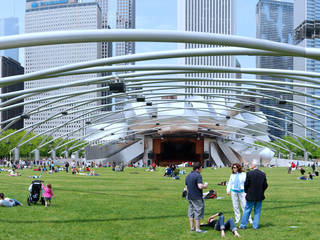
41, 183, 54, 207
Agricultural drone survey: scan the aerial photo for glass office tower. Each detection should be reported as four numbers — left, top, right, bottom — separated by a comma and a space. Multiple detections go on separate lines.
256, 0, 294, 138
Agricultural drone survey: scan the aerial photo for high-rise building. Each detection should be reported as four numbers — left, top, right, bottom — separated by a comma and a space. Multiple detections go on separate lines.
96, 0, 112, 59
116, 0, 136, 57
177, 0, 236, 98
24, 0, 102, 138
113, 0, 136, 111
96, 0, 113, 111
0, 17, 19, 61
0, 56, 24, 130
256, 0, 294, 138
294, 0, 320, 139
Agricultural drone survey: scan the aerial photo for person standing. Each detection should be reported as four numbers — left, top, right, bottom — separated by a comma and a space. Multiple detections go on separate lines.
185, 161, 208, 233
239, 159, 268, 230
65, 161, 70, 173
42, 183, 54, 207
226, 163, 252, 224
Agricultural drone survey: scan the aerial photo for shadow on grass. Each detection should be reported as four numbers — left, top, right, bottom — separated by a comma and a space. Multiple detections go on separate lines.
258, 223, 275, 229
3, 214, 186, 224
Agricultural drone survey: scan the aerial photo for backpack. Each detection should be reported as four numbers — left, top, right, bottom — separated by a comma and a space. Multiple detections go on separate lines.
204, 190, 217, 199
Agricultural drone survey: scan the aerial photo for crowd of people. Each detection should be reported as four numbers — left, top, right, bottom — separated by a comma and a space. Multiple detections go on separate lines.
1, 156, 318, 238
287, 161, 319, 180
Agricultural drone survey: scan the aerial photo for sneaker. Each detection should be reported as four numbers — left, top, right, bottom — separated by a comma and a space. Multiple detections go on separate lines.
196, 230, 207, 233
234, 231, 241, 238
239, 225, 246, 229
190, 229, 195, 232
249, 219, 253, 224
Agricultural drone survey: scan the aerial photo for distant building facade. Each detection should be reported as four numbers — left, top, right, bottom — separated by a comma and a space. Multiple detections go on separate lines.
256, 0, 294, 138
294, 0, 320, 139
96, 0, 113, 59
0, 17, 19, 61
0, 56, 24, 130
25, 0, 102, 137
177, 0, 236, 98
113, 0, 136, 111
116, 0, 136, 57
96, 0, 113, 111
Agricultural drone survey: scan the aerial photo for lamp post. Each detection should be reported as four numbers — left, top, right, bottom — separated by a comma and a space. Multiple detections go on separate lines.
28, 142, 33, 161
6, 140, 10, 161
311, 147, 316, 162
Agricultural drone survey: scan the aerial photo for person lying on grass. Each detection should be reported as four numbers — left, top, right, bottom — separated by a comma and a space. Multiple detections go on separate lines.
0, 193, 23, 207
200, 212, 240, 238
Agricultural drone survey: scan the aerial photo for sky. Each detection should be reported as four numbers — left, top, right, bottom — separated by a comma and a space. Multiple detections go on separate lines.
0, 0, 258, 69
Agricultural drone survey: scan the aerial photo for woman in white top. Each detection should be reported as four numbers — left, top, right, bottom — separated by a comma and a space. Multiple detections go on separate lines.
226, 163, 252, 224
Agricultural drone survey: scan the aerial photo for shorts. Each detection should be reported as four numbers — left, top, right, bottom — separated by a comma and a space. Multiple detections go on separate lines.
44, 197, 51, 201
188, 199, 204, 220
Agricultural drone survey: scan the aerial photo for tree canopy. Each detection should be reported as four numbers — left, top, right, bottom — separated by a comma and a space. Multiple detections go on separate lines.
0, 129, 86, 159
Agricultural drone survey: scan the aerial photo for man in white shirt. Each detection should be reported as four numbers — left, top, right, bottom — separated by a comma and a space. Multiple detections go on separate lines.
0, 193, 23, 207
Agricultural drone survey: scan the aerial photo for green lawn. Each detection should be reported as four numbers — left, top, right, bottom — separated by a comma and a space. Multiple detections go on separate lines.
0, 166, 319, 240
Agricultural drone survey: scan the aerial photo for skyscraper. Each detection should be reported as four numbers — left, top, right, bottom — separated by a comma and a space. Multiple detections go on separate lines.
0, 17, 19, 61
96, 0, 113, 111
256, 0, 294, 138
96, 0, 112, 59
24, 0, 102, 138
112, 0, 136, 111
116, 0, 136, 57
177, 0, 236, 97
0, 56, 24, 130
294, 0, 320, 139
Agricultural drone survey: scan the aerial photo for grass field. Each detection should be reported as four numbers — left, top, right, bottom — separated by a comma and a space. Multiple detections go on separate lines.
0, 166, 319, 240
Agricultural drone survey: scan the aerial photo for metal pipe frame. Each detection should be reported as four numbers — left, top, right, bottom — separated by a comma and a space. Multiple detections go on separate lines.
1, 71, 318, 123
0, 47, 282, 87
1, 81, 318, 149
28, 96, 311, 155
70, 120, 298, 154
0, 29, 319, 58
2, 61, 320, 114
2, 83, 318, 149
1, 29, 320, 156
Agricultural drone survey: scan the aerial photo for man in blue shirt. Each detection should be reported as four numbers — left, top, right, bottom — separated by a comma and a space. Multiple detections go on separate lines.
185, 161, 208, 233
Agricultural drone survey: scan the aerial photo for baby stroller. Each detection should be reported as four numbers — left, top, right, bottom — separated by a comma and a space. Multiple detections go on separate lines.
27, 180, 45, 206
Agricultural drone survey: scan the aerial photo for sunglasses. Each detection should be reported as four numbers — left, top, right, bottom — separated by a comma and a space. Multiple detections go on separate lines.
232, 166, 238, 169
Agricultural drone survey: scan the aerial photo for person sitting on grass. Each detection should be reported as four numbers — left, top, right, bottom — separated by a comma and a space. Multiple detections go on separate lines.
8, 169, 21, 176
200, 212, 240, 238
298, 175, 307, 180
164, 166, 172, 177
0, 193, 23, 207
72, 167, 79, 175
298, 173, 313, 180
89, 169, 99, 176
